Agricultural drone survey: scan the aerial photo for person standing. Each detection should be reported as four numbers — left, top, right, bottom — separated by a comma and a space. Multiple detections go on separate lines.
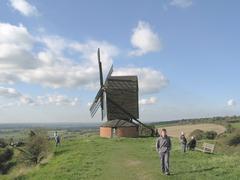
54, 131, 60, 147
187, 136, 196, 150
179, 131, 187, 153
156, 128, 172, 175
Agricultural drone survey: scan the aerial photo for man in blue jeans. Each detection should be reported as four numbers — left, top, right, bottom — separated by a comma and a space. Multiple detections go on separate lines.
156, 128, 172, 175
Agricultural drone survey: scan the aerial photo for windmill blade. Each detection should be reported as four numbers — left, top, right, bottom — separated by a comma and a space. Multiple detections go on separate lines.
89, 48, 106, 119
90, 95, 105, 119
98, 48, 104, 87
104, 65, 113, 84
90, 99, 101, 117
89, 88, 103, 115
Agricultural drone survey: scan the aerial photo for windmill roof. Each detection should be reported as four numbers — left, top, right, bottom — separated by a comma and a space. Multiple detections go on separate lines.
101, 119, 138, 128
108, 76, 138, 81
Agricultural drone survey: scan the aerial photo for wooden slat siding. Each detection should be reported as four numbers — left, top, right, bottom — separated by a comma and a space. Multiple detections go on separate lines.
106, 76, 139, 120
101, 119, 138, 128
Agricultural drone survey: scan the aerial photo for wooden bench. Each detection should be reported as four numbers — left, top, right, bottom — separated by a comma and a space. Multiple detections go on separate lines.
195, 142, 215, 153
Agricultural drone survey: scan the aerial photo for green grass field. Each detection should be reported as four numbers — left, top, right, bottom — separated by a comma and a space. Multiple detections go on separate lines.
231, 122, 240, 129
2, 134, 240, 180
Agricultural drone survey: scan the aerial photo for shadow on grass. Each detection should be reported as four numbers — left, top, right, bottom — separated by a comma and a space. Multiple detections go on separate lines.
138, 136, 155, 138
0, 161, 16, 174
172, 166, 220, 176
54, 148, 69, 156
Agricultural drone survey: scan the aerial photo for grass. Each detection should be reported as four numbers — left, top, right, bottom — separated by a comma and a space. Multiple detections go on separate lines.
231, 122, 240, 129
1, 134, 240, 180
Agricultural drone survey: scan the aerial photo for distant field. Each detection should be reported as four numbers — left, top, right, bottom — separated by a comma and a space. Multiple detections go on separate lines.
158, 123, 226, 137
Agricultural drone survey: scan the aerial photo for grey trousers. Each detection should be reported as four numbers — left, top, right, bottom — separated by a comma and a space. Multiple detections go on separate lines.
181, 144, 187, 152
159, 151, 170, 173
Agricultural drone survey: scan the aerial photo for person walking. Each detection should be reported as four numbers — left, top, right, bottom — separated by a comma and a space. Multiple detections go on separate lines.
54, 131, 61, 147
179, 131, 187, 153
156, 128, 172, 175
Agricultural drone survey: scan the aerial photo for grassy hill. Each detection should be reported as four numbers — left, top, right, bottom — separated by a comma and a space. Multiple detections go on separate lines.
2, 134, 240, 180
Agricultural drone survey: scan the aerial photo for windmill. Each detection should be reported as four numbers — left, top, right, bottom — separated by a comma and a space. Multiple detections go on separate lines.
89, 48, 155, 138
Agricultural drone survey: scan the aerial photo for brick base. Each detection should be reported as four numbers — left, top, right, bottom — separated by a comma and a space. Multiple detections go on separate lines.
100, 126, 138, 138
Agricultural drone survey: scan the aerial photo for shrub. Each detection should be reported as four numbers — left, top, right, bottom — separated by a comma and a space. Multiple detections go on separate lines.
226, 123, 234, 133
189, 129, 204, 140
139, 125, 155, 137
0, 148, 14, 174
189, 129, 218, 140
0, 139, 7, 148
225, 132, 240, 146
20, 129, 50, 165
204, 131, 218, 139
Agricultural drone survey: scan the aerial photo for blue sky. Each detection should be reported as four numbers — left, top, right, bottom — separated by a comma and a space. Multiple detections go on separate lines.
0, 0, 239, 123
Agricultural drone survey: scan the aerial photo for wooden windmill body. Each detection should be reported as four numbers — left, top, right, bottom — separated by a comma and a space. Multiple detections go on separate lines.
89, 49, 154, 138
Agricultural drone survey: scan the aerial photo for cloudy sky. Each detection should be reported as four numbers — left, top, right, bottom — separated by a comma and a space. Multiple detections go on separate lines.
0, 0, 239, 123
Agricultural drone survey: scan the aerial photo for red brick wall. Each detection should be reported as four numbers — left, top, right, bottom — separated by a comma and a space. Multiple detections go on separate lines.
100, 127, 112, 138
116, 127, 138, 138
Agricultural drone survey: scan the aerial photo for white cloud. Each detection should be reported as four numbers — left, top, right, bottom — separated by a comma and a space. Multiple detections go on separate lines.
169, 0, 193, 8
227, 99, 237, 107
0, 23, 33, 48
0, 22, 119, 89
0, 86, 79, 107
19, 95, 35, 105
0, 86, 35, 106
0, 22, 168, 95
113, 67, 168, 94
40, 94, 79, 106
0, 87, 21, 98
9, 0, 39, 16
21, 39, 119, 89
139, 97, 158, 105
87, 102, 92, 107
0, 23, 37, 69
129, 21, 161, 56
69, 40, 119, 68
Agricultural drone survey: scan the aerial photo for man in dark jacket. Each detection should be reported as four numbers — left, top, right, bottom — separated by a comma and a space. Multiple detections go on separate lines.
156, 128, 171, 175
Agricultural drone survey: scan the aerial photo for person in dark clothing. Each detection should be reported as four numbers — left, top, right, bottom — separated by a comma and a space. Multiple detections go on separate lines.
54, 131, 61, 147
187, 136, 196, 150
179, 132, 187, 153
155, 129, 160, 137
156, 128, 171, 175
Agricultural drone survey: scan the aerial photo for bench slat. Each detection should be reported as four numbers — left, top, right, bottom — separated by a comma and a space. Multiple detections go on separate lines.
196, 143, 215, 153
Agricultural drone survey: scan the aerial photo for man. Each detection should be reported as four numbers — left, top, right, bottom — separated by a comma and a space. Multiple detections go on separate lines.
187, 136, 196, 150
54, 131, 60, 147
179, 131, 187, 153
156, 128, 171, 175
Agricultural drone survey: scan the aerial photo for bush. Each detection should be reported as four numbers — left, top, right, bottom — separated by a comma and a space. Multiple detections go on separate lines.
0, 139, 7, 148
139, 125, 155, 137
204, 131, 218, 140
20, 129, 50, 164
189, 129, 218, 140
0, 148, 14, 174
226, 123, 235, 133
225, 132, 240, 146
189, 129, 204, 140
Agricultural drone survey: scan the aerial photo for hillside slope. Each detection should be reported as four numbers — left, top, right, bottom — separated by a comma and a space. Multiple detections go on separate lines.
2, 135, 240, 180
